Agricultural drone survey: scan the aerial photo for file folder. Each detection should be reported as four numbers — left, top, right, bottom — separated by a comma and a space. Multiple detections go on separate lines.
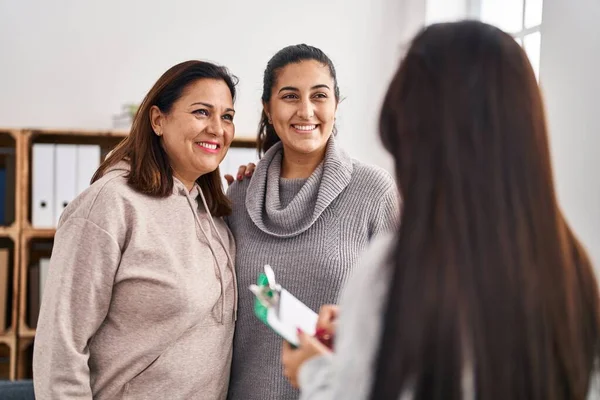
76, 145, 101, 194
32, 144, 55, 227
54, 144, 77, 226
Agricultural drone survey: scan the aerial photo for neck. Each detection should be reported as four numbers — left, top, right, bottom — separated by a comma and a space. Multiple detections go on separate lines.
280, 145, 327, 179
172, 170, 198, 192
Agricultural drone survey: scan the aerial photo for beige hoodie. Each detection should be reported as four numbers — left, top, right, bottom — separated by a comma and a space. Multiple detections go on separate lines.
33, 162, 237, 400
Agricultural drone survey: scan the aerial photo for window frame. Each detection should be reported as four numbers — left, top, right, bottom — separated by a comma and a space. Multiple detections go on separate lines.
468, 0, 543, 78
468, 0, 542, 38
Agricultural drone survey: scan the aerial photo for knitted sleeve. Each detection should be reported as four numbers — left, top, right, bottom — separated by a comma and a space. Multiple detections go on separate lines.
370, 179, 401, 239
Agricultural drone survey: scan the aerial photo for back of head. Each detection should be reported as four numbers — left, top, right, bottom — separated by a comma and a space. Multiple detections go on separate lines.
372, 20, 600, 400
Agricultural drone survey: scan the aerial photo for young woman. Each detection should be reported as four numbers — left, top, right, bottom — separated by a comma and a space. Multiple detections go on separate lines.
33, 60, 239, 400
282, 21, 600, 400
226, 44, 400, 399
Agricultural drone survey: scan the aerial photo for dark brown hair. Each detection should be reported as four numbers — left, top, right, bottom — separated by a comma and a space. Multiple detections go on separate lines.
92, 60, 238, 217
372, 20, 600, 400
257, 44, 340, 157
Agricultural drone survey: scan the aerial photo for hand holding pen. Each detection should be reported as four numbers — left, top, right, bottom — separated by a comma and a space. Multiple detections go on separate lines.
282, 304, 339, 388
314, 304, 339, 349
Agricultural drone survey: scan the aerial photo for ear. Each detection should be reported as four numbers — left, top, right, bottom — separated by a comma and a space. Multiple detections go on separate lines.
149, 105, 165, 136
262, 101, 271, 123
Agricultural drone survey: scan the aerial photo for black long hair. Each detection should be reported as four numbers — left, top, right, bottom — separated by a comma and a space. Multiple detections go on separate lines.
371, 20, 600, 400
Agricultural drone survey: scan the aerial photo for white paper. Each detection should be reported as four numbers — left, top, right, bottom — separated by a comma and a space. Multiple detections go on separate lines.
266, 289, 318, 346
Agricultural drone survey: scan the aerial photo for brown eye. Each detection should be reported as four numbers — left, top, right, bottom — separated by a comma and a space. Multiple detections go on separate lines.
192, 109, 209, 116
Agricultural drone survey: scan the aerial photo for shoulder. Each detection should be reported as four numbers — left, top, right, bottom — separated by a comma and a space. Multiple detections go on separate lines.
226, 176, 251, 205
58, 170, 144, 230
349, 160, 395, 195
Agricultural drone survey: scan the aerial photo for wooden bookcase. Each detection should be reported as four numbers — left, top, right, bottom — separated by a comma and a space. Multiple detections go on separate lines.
0, 128, 255, 380
0, 129, 19, 381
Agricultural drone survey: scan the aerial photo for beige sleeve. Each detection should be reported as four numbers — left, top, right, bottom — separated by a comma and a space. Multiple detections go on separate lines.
33, 217, 121, 399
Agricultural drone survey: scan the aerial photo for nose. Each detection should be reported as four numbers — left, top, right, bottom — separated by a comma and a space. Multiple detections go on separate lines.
206, 115, 225, 137
296, 99, 315, 120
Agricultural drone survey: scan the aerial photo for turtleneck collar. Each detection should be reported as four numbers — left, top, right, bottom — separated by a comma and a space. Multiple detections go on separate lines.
245, 135, 353, 238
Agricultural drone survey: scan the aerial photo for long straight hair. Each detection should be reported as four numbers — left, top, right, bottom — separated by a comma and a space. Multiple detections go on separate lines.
92, 60, 237, 217
372, 21, 600, 400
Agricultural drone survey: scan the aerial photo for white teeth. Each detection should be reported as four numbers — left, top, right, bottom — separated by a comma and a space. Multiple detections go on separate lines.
197, 142, 218, 150
293, 125, 317, 131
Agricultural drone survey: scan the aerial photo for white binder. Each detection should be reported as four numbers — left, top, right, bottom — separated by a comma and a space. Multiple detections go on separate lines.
39, 257, 50, 301
32, 144, 55, 227
54, 144, 77, 226
76, 145, 101, 194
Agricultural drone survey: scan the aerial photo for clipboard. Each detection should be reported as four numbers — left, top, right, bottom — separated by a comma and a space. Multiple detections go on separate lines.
250, 265, 318, 347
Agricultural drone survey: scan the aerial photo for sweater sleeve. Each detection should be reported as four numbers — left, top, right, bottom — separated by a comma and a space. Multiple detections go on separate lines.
297, 354, 335, 399
370, 181, 401, 239
33, 217, 122, 399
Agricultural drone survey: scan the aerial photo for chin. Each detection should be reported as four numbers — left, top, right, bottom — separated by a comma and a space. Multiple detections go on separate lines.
292, 141, 327, 155
196, 165, 219, 177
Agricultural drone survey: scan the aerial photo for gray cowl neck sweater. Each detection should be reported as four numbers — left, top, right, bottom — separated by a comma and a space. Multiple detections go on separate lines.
227, 135, 400, 400
245, 136, 352, 238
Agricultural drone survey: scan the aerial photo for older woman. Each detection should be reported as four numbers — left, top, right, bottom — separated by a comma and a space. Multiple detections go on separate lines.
33, 60, 239, 400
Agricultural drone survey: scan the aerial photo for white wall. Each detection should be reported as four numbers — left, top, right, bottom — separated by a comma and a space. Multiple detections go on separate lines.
357, 0, 427, 170
425, 0, 471, 24
0, 0, 426, 169
540, 0, 600, 265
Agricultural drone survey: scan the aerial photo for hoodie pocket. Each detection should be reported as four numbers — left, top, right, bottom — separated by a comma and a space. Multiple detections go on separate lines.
122, 322, 234, 400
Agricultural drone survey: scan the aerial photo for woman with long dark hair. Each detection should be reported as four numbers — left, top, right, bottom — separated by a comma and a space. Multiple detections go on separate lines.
281, 20, 600, 400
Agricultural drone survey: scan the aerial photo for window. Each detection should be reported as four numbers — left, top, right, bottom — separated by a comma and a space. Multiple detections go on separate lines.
472, 0, 544, 79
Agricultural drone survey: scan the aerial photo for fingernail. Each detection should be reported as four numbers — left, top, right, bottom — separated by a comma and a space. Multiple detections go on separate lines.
315, 328, 325, 336
245, 171, 251, 176
297, 328, 303, 334
237, 175, 242, 180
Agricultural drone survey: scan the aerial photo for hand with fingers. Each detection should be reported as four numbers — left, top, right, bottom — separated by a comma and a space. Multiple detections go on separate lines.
314, 304, 339, 349
281, 329, 332, 389
224, 162, 257, 186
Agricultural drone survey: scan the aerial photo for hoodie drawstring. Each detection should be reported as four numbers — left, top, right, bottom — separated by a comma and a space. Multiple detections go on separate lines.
183, 187, 238, 323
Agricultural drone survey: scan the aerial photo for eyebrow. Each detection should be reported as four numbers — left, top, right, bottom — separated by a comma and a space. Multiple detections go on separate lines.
190, 102, 235, 113
278, 84, 331, 93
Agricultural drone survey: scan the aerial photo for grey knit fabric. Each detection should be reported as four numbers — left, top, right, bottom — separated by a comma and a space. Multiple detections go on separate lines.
280, 178, 308, 209
226, 136, 400, 400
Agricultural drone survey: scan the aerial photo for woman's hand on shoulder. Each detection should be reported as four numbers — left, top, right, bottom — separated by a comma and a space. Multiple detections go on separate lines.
224, 162, 256, 186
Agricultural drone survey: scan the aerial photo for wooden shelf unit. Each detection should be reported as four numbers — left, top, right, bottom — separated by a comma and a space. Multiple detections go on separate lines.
0, 129, 19, 380
0, 127, 256, 380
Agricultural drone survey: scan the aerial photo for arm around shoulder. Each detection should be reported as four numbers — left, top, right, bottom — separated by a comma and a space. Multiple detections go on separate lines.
33, 216, 122, 399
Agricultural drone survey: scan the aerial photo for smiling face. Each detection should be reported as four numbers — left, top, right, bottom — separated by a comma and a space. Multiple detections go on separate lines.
264, 60, 337, 158
150, 78, 235, 189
